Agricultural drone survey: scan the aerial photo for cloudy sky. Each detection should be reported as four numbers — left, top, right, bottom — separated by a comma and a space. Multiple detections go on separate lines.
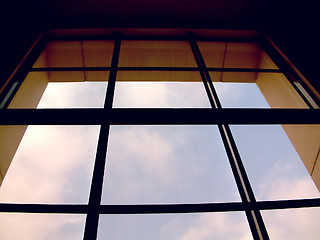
0, 80, 319, 239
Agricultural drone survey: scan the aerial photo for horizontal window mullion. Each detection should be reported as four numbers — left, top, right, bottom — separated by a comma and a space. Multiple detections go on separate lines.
0, 203, 88, 214
0, 109, 319, 125
2, 198, 319, 214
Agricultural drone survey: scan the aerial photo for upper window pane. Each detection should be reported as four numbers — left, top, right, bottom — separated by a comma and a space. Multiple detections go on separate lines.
198, 41, 278, 69
114, 66, 209, 108
118, 40, 197, 67
210, 73, 309, 108
33, 40, 114, 68
213, 82, 270, 108
113, 82, 210, 108
8, 72, 108, 109
38, 82, 107, 108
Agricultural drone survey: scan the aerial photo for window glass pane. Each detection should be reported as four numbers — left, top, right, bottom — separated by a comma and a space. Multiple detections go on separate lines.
198, 41, 278, 69
102, 125, 240, 204
33, 40, 114, 68
113, 82, 210, 108
262, 208, 320, 240
213, 82, 270, 108
97, 212, 252, 240
230, 125, 320, 201
8, 72, 108, 109
118, 40, 197, 67
38, 82, 107, 108
0, 213, 85, 240
114, 70, 208, 108
0, 125, 100, 204
211, 73, 308, 108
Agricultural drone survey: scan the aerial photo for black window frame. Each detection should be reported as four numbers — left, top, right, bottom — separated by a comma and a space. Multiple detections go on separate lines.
0, 29, 320, 240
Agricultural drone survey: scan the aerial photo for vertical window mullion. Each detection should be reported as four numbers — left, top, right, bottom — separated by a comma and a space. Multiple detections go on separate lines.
190, 38, 270, 240
83, 38, 121, 240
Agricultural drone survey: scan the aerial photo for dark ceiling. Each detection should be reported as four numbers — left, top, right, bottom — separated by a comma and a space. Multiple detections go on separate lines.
1, 0, 319, 91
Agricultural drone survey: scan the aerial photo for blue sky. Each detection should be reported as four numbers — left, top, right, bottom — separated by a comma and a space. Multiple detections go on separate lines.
0, 80, 319, 239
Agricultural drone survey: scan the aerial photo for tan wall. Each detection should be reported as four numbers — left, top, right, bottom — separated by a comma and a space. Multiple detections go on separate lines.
256, 72, 320, 190
0, 126, 27, 185
0, 72, 48, 185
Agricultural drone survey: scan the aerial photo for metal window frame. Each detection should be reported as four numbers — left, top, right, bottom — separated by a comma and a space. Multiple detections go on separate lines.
0, 29, 320, 240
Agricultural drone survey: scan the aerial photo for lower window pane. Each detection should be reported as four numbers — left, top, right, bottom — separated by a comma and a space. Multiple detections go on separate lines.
262, 208, 320, 239
0, 125, 100, 204
97, 212, 252, 240
0, 213, 86, 240
230, 125, 320, 201
102, 125, 240, 204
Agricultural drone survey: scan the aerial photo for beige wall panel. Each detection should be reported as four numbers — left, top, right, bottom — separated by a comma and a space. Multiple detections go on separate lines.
224, 42, 261, 69
259, 51, 278, 69
221, 72, 258, 83
197, 41, 225, 68
283, 125, 320, 173
118, 41, 197, 67
208, 72, 223, 82
8, 72, 49, 109
257, 72, 320, 186
33, 50, 48, 68
256, 73, 307, 109
86, 71, 110, 81
1, 72, 48, 184
0, 125, 27, 185
117, 71, 202, 82
48, 71, 85, 82
33, 41, 83, 67
83, 41, 114, 67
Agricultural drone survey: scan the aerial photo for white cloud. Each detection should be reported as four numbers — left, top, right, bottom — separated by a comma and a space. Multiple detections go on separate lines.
262, 207, 320, 240
113, 82, 169, 107
0, 125, 100, 204
102, 126, 179, 203
113, 82, 210, 108
177, 213, 252, 240
256, 155, 320, 239
98, 212, 252, 240
0, 213, 85, 240
102, 125, 240, 204
38, 82, 107, 108
213, 82, 270, 108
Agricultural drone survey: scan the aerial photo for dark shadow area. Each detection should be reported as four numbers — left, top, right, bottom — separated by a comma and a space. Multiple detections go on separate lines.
1, 0, 319, 93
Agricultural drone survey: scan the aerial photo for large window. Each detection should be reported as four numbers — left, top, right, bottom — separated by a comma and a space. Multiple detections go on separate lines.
0, 29, 320, 240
